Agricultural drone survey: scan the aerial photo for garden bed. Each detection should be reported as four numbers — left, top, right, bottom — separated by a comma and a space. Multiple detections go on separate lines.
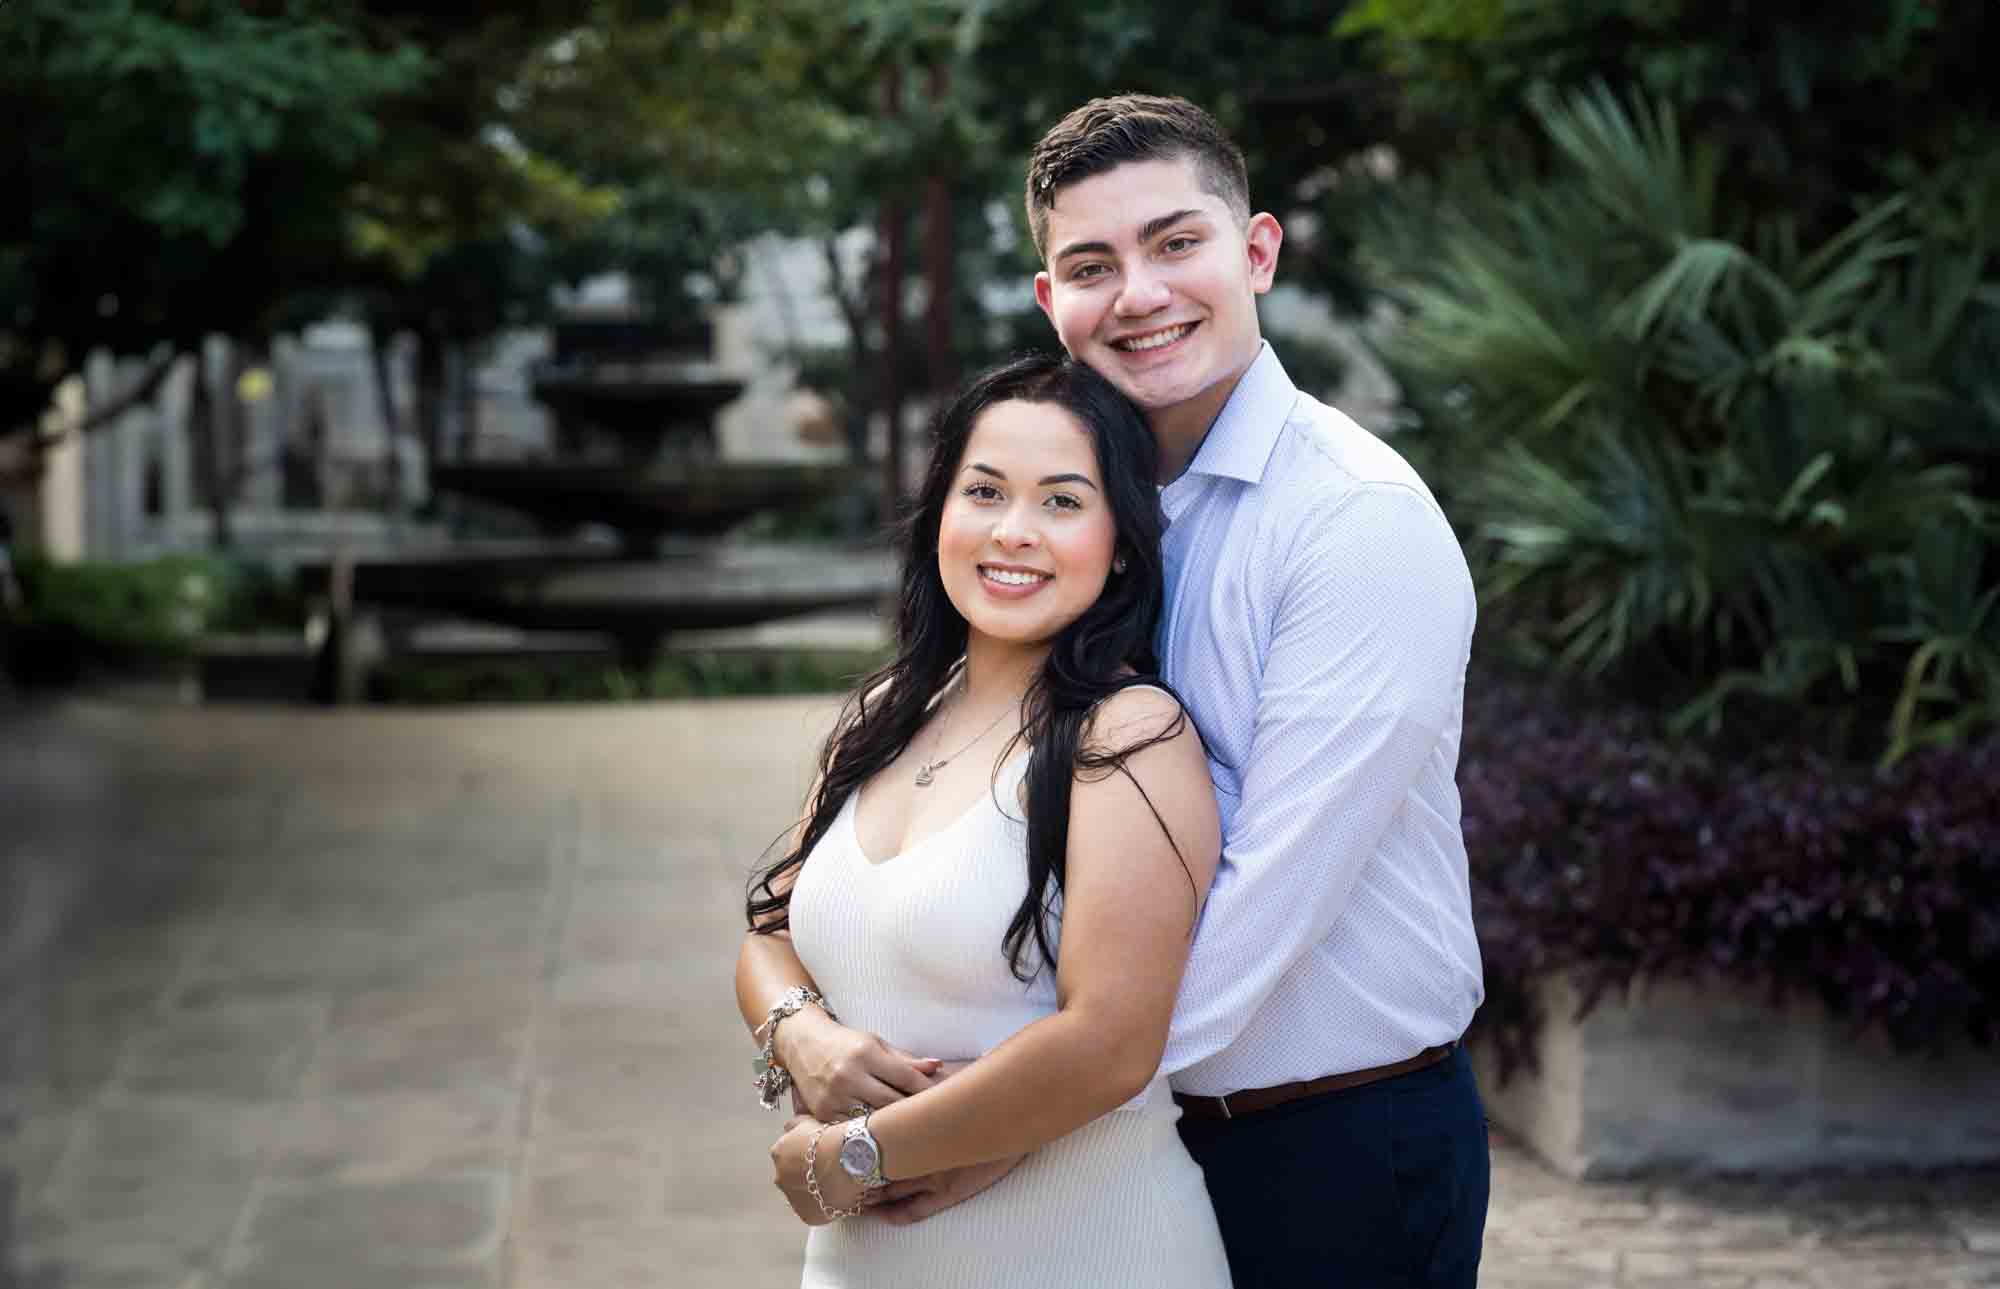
1460, 665, 1999, 1176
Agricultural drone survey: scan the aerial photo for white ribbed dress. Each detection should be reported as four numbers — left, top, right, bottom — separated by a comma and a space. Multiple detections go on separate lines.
789, 752, 1232, 1288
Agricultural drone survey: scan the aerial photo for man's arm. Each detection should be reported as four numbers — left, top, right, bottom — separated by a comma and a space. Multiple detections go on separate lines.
1163, 483, 1475, 1070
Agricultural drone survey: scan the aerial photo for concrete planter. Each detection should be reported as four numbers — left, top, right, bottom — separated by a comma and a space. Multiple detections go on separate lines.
1472, 973, 2000, 1178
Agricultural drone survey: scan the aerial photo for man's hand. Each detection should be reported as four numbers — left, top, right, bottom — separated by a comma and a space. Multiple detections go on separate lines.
868, 1153, 1028, 1225
778, 1009, 943, 1121
770, 1115, 867, 1226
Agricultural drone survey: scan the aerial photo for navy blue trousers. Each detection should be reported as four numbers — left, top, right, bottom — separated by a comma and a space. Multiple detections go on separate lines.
1177, 1044, 1490, 1288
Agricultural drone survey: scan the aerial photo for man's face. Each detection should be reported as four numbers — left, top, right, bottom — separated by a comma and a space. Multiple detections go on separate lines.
1034, 157, 1280, 426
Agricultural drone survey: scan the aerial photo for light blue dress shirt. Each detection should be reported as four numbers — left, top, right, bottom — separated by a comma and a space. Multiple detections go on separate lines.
1158, 343, 1486, 1096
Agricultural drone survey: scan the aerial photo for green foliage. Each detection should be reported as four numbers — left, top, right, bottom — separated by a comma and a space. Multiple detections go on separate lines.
1366, 86, 2000, 761
2, 0, 430, 436
9, 553, 298, 661
1334, 0, 1992, 245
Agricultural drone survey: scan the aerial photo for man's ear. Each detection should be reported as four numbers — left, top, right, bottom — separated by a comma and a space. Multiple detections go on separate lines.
1033, 271, 1057, 329
1245, 213, 1283, 295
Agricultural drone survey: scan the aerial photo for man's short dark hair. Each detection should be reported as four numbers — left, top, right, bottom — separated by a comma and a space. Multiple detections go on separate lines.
1025, 94, 1250, 260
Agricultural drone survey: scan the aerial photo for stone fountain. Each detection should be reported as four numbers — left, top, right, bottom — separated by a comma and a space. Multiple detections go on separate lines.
301, 316, 890, 698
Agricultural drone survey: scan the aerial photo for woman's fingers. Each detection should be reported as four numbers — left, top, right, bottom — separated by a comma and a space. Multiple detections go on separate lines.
870, 1051, 943, 1098
787, 1023, 947, 1116
805, 1073, 906, 1122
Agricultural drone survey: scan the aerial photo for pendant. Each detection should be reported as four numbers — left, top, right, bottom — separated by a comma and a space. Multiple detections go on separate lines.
914, 763, 937, 788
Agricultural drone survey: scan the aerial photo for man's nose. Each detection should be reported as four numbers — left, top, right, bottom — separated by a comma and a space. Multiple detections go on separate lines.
1114, 265, 1170, 316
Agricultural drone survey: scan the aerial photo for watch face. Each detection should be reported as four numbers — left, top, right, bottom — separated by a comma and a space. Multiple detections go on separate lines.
838, 1133, 878, 1179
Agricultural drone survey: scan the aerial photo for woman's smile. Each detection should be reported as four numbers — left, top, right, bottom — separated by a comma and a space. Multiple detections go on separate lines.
978, 563, 1054, 596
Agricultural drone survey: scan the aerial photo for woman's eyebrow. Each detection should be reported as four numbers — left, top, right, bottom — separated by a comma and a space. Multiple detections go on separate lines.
1039, 473, 1098, 490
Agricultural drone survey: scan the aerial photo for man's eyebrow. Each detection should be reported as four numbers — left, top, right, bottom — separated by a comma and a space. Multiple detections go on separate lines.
1051, 239, 1114, 264
1051, 208, 1209, 263
1137, 208, 1208, 244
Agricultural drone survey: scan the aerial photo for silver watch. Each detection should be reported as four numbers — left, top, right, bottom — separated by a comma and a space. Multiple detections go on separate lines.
837, 1113, 888, 1189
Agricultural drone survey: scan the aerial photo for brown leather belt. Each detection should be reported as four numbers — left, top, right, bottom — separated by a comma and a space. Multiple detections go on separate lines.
1172, 1042, 1458, 1121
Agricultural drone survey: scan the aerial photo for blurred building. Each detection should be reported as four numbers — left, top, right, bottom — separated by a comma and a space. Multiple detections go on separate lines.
3, 230, 1394, 564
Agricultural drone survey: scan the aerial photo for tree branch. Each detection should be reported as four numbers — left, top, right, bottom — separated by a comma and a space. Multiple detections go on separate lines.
41, 347, 180, 444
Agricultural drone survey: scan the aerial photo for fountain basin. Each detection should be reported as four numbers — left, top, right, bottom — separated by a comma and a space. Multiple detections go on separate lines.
433, 462, 863, 546
299, 540, 896, 663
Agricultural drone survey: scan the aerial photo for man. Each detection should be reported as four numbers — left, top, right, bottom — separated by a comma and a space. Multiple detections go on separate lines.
754, 92, 1488, 1283
1025, 94, 1488, 1286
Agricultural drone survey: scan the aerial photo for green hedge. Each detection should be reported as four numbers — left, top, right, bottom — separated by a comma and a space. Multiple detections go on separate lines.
5, 554, 302, 683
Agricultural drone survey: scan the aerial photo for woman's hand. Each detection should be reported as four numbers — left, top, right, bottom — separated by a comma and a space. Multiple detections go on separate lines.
871, 1153, 1027, 1224
776, 1007, 942, 1122
770, 1114, 866, 1226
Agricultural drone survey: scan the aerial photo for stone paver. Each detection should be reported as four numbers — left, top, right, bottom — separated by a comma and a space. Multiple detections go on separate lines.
3, 694, 1998, 1288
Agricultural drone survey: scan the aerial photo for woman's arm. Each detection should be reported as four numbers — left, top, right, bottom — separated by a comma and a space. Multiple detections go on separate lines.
737, 742, 942, 1120
735, 927, 941, 1118
771, 687, 1219, 1220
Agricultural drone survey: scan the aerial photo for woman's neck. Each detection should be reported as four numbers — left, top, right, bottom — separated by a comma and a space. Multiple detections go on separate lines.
959, 634, 1048, 708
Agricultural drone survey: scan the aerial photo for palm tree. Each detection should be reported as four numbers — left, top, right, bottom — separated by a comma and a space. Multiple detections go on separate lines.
1368, 85, 2000, 761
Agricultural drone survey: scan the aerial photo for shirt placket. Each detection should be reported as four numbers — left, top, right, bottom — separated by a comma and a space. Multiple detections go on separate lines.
1155, 482, 1198, 673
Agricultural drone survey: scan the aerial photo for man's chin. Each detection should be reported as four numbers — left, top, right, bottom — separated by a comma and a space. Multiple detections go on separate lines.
1116, 369, 1209, 417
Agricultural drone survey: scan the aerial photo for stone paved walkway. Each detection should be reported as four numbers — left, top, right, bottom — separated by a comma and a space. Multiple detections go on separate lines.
2, 695, 1996, 1288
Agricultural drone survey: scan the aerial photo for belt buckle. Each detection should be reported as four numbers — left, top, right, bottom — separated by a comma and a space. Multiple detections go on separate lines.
1216, 1092, 1233, 1120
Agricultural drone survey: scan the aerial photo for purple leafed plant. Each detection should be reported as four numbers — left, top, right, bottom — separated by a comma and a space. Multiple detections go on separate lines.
1459, 664, 2000, 1080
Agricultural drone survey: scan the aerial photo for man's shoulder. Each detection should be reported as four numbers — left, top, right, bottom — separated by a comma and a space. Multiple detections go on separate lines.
1261, 391, 1445, 522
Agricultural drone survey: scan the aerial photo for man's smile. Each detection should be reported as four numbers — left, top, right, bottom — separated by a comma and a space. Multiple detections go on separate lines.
1111, 321, 1199, 353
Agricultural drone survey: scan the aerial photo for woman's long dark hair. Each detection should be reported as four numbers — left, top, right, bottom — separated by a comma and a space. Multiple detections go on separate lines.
746, 352, 1193, 979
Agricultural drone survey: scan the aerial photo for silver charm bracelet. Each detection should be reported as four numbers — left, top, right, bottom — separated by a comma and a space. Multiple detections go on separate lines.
754, 985, 837, 1109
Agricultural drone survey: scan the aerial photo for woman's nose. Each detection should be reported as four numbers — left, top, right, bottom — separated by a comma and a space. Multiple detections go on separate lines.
992, 513, 1040, 548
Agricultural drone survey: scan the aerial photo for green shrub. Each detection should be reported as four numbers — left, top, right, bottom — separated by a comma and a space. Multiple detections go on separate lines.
14, 554, 214, 660
1365, 85, 2000, 761
5, 554, 304, 684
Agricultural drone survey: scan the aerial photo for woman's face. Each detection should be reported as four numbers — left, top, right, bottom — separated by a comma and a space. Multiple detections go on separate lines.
937, 399, 1119, 651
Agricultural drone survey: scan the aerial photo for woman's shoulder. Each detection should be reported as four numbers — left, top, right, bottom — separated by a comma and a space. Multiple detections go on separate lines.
1084, 678, 1194, 754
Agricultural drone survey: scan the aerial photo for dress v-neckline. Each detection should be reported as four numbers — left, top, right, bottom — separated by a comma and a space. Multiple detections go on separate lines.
846, 751, 1030, 868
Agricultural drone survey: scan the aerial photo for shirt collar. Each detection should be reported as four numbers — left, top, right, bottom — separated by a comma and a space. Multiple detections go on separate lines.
1178, 342, 1296, 486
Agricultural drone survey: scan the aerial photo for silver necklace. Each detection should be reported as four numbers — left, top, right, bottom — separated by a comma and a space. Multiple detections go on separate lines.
914, 682, 1021, 788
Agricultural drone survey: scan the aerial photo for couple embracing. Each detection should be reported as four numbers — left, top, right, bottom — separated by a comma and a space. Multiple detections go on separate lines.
737, 94, 1489, 1288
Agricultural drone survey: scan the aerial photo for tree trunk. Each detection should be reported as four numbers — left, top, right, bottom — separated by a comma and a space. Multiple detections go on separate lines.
923, 62, 956, 397
189, 347, 234, 550
822, 237, 874, 465
370, 328, 406, 513
454, 341, 479, 462
414, 328, 446, 510
878, 64, 906, 528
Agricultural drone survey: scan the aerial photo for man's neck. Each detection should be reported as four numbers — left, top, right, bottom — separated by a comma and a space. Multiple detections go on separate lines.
1148, 351, 1257, 484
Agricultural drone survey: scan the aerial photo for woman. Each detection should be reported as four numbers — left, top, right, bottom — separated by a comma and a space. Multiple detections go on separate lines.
736, 353, 1230, 1287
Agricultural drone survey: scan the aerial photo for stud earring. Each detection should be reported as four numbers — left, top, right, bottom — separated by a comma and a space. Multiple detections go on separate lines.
1112, 555, 1127, 574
